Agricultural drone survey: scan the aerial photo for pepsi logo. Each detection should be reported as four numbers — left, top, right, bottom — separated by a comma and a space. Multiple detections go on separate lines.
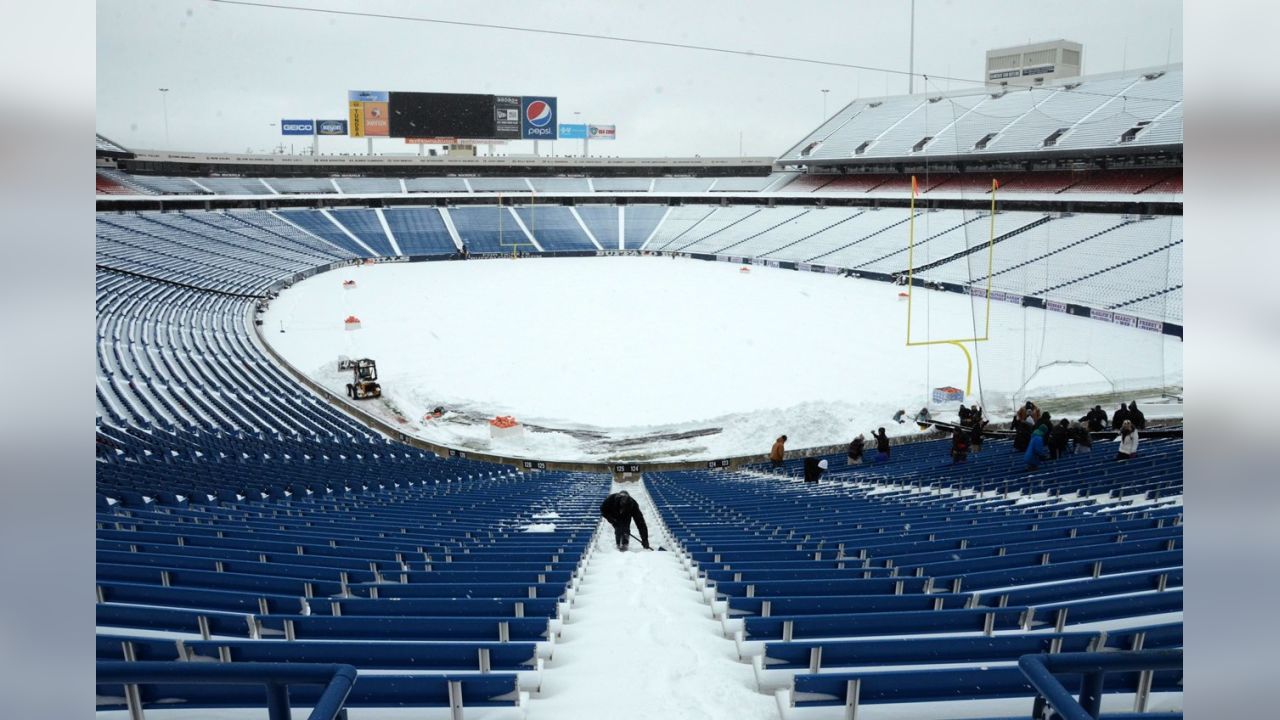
525, 100, 552, 127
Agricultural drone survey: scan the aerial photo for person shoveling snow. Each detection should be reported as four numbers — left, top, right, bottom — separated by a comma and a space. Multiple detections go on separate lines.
600, 490, 651, 551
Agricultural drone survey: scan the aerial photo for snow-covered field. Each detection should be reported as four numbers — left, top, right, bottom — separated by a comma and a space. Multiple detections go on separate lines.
261, 256, 1181, 462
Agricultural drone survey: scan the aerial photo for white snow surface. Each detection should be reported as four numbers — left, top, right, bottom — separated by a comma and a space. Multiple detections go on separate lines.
522, 523, 558, 533
529, 480, 777, 720
262, 256, 1181, 462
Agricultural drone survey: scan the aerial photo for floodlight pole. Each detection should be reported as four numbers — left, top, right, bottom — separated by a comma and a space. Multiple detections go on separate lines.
158, 88, 170, 147
821, 89, 830, 122
907, 0, 915, 94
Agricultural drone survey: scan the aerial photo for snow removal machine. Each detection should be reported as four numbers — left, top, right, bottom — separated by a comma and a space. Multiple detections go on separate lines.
342, 358, 382, 400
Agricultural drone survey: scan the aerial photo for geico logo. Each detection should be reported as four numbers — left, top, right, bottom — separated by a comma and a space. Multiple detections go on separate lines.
283, 123, 312, 131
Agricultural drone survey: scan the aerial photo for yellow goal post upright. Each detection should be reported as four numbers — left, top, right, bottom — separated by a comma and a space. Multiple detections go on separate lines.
498, 191, 539, 259
904, 175, 999, 399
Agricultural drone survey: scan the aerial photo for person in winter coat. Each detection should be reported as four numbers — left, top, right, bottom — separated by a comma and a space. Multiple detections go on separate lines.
600, 490, 650, 550
803, 457, 828, 482
1070, 420, 1093, 454
847, 435, 865, 465
915, 407, 933, 429
958, 404, 973, 424
1081, 406, 1105, 432
1116, 420, 1139, 460
892, 409, 907, 424
1112, 403, 1130, 432
969, 413, 987, 453
770, 435, 787, 470
1013, 408, 1032, 452
1128, 402, 1146, 430
950, 428, 970, 463
874, 428, 891, 461
1049, 419, 1071, 459
1025, 424, 1051, 471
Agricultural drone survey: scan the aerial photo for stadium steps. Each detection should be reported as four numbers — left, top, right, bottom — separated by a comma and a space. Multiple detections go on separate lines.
710, 210, 814, 255
674, 208, 764, 252
804, 212, 921, 263
988, 221, 1136, 278
757, 212, 866, 258
1032, 239, 1185, 297
852, 213, 987, 270
1110, 283, 1184, 311
900, 214, 1053, 275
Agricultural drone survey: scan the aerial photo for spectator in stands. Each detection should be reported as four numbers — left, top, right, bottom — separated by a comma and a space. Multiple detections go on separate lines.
1025, 424, 1051, 471
803, 457, 828, 483
914, 407, 932, 428
969, 412, 987, 453
1049, 419, 1071, 459
600, 490, 650, 551
958, 404, 973, 424
892, 409, 907, 424
847, 434, 865, 465
1128, 402, 1146, 430
1070, 420, 1093, 454
1116, 420, 1140, 461
770, 435, 787, 470
874, 428, 891, 462
1112, 403, 1130, 431
1081, 405, 1106, 432
1012, 408, 1032, 452
950, 428, 969, 463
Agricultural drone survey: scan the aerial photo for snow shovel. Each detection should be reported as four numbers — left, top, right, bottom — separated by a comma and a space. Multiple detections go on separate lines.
630, 533, 665, 551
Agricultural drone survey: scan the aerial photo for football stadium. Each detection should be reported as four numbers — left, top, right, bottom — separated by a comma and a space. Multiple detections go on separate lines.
95, 3, 1184, 718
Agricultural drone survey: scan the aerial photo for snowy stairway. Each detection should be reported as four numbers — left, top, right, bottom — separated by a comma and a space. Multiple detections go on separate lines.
710, 210, 813, 255
673, 208, 763, 252
1110, 283, 1184, 310
852, 213, 987, 270
528, 479, 775, 720
756, 212, 864, 259
989, 220, 1134, 278
903, 214, 1052, 275
803, 212, 921, 263
1031, 238, 1184, 297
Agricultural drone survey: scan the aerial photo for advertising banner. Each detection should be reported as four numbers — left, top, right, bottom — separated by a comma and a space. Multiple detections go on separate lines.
521, 96, 558, 140
494, 95, 522, 139
347, 90, 389, 138
404, 137, 458, 144
558, 123, 588, 139
280, 119, 314, 135
316, 119, 348, 136
588, 124, 617, 140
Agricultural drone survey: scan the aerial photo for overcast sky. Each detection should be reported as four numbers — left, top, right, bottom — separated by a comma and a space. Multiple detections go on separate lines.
96, 0, 1182, 158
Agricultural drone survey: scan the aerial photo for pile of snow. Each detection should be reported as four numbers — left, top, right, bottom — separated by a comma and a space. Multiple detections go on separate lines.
532, 511, 561, 519
522, 523, 557, 533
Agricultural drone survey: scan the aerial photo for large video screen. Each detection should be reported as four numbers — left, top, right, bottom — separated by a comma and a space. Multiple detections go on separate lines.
388, 92, 495, 139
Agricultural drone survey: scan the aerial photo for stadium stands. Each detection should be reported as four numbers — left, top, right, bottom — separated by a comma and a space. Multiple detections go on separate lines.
515, 206, 599, 251
780, 66, 1183, 163
576, 205, 622, 250
96, 78, 1181, 716
448, 205, 534, 253
382, 207, 459, 255
644, 432, 1182, 716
